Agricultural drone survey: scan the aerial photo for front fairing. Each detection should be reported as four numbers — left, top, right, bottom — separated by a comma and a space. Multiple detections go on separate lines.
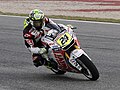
41, 27, 81, 72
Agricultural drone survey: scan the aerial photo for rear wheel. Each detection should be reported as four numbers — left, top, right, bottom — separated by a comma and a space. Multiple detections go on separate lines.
51, 68, 66, 75
77, 55, 99, 81
48, 59, 66, 75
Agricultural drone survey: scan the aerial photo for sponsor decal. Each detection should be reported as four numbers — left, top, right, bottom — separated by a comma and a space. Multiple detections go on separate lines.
24, 34, 31, 38
31, 30, 41, 38
54, 52, 68, 69
26, 39, 34, 46
69, 59, 82, 71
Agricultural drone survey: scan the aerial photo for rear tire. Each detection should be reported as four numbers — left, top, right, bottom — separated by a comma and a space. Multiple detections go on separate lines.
77, 55, 99, 81
51, 68, 66, 75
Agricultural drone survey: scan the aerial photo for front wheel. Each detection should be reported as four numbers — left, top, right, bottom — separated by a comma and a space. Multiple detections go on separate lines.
77, 54, 99, 81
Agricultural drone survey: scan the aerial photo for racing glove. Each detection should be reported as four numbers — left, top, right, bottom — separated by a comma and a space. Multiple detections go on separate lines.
28, 47, 47, 54
38, 48, 47, 54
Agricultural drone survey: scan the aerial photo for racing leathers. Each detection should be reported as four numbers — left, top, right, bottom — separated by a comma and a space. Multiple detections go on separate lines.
23, 17, 61, 67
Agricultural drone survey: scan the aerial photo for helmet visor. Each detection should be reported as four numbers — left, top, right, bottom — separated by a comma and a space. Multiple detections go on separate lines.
33, 19, 43, 28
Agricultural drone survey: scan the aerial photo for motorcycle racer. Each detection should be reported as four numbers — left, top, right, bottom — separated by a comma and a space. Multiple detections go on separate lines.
23, 9, 61, 67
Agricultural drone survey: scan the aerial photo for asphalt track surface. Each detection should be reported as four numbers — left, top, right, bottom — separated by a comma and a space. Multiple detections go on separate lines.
0, 15, 120, 90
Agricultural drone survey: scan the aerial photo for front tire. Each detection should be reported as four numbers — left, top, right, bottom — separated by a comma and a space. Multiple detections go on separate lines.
77, 55, 99, 81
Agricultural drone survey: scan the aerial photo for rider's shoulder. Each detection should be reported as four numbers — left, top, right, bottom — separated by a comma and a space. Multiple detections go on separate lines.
44, 17, 49, 23
23, 17, 31, 29
44, 17, 54, 23
24, 17, 30, 24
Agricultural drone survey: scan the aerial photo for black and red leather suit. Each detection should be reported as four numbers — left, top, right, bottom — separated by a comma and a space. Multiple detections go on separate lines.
23, 17, 60, 67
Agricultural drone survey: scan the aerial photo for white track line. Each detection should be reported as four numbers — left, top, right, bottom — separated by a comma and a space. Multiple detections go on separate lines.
0, 14, 120, 25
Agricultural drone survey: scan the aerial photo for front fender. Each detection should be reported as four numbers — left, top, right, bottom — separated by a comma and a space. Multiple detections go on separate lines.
70, 49, 91, 61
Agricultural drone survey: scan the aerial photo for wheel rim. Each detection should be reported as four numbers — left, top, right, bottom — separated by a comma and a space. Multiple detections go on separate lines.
82, 68, 93, 79
77, 59, 93, 79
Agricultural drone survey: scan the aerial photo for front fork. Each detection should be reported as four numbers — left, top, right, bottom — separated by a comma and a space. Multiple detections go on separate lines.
65, 47, 91, 72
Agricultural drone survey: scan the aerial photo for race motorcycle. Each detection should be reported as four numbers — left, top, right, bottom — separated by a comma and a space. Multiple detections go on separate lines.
41, 24, 99, 81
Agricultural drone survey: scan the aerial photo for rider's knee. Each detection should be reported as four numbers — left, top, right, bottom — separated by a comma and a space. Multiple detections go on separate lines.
32, 54, 45, 67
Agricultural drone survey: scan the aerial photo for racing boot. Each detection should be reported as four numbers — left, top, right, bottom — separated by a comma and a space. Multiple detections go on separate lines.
44, 59, 58, 70
41, 53, 58, 69
32, 55, 45, 67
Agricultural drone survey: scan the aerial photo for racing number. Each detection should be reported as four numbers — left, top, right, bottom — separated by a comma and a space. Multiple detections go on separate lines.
57, 32, 73, 48
60, 34, 68, 45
